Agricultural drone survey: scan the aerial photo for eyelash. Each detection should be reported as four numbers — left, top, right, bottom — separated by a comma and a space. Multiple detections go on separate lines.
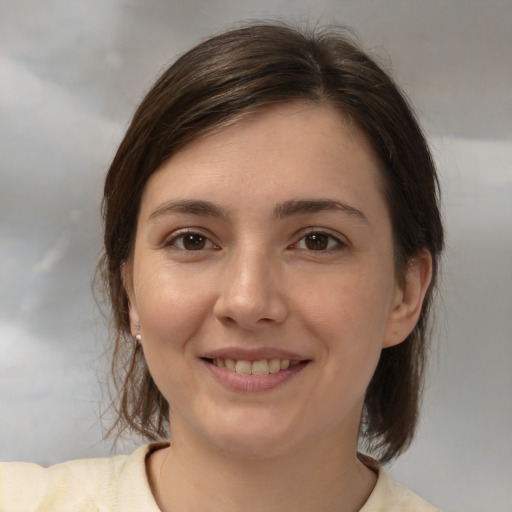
291, 230, 346, 252
165, 229, 345, 253
164, 230, 218, 251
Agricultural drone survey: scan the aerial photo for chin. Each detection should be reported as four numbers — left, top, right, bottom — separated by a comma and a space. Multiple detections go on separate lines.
202, 415, 300, 459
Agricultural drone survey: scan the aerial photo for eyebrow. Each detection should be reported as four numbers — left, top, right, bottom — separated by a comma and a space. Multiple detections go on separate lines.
148, 199, 229, 222
273, 199, 368, 224
148, 198, 368, 224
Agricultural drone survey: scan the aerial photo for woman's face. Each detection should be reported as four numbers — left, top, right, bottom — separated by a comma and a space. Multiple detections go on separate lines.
126, 103, 419, 458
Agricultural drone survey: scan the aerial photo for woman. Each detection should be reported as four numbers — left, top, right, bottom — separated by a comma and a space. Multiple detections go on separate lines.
0, 23, 443, 511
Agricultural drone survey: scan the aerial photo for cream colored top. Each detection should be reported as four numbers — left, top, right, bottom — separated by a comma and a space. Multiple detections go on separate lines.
0, 444, 438, 511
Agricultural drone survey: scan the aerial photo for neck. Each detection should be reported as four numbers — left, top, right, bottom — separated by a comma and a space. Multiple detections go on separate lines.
148, 421, 377, 512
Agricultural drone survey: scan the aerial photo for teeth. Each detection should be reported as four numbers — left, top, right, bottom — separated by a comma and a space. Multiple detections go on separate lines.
252, 360, 270, 375
235, 360, 252, 375
211, 358, 300, 375
268, 359, 281, 373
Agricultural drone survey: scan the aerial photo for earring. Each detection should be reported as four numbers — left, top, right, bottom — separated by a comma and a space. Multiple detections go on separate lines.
134, 323, 142, 342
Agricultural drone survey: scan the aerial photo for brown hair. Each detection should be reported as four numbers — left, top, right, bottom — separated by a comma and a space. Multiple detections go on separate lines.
98, 22, 444, 464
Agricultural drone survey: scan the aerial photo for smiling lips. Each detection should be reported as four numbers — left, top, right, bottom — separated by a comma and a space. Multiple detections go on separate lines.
211, 358, 301, 375
204, 355, 308, 392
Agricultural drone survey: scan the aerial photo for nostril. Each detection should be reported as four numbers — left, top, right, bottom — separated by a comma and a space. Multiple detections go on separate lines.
215, 315, 238, 327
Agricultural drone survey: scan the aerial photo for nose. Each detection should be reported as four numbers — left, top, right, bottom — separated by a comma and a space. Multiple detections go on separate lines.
213, 248, 288, 330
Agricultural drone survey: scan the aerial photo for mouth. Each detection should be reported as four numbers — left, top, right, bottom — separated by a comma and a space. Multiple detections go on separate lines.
201, 353, 310, 392
203, 357, 305, 376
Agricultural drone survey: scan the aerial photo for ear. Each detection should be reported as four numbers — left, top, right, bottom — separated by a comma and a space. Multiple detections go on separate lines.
121, 260, 140, 337
383, 250, 433, 348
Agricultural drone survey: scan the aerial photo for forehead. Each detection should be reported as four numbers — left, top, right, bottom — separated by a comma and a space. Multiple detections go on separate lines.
139, 102, 387, 220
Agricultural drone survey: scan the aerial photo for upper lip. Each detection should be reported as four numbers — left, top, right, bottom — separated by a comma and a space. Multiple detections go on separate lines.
201, 347, 309, 362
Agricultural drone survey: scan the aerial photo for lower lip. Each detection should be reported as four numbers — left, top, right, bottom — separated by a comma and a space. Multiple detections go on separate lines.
203, 360, 308, 392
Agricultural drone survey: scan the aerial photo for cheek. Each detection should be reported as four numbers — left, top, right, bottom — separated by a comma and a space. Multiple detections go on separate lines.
294, 263, 395, 380
299, 265, 394, 338
133, 269, 214, 408
135, 263, 215, 341
132, 266, 217, 402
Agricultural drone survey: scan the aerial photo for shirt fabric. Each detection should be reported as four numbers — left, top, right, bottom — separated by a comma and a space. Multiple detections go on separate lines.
0, 443, 438, 511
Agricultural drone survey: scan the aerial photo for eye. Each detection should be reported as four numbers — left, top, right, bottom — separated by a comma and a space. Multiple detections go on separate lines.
294, 231, 344, 251
167, 231, 216, 251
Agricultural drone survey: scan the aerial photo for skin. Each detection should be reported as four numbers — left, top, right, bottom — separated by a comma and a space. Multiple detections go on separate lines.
125, 102, 432, 512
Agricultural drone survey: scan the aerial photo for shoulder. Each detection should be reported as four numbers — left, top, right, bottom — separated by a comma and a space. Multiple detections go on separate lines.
0, 444, 165, 512
0, 454, 126, 511
361, 466, 439, 512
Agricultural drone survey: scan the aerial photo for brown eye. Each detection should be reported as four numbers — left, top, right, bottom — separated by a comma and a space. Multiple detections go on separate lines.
169, 232, 215, 251
294, 232, 344, 252
304, 233, 329, 250
182, 234, 207, 250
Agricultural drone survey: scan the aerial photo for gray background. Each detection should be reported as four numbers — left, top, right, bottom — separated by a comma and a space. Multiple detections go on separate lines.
1, 1, 511, 510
